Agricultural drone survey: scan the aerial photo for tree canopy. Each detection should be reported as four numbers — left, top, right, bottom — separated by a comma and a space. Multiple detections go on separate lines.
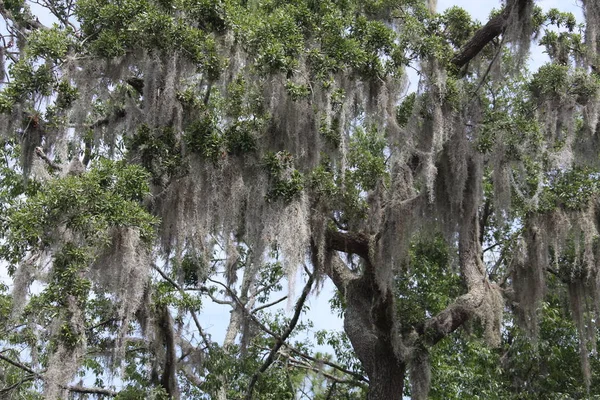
1, 0, 600, 399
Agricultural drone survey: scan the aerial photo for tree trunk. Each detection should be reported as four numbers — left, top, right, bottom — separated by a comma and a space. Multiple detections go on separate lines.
343, 274, 406, 400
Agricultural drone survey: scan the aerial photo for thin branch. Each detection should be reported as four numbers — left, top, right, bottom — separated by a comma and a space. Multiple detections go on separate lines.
34, 146, 61, 171
469, 34, 506, 101
152, 264, 211, 347
86, 318, 117, 332
252, 295, 288, 314
487, 252, 505, 279
210, 276, 367, 383
35, 0, 79, 33
245, 271, 316, 400
253, 279, 285, 299
287, 358, 366, 386
325, 381, 337, 400
285, 345, 368, 384
483, 242, 501, 253
0, 375, 36, 394
0, 353, 38, 376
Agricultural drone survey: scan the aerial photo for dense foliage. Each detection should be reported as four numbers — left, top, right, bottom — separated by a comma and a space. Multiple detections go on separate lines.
2, 0, 600, 399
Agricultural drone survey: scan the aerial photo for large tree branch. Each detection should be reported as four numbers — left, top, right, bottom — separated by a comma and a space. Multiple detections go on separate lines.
417, 294, 478, 346
451, 0, 530, 68
66, 385, 118, 397
326, 229, 371, 261
323, 252, 359, 292
417, 157, 503, 347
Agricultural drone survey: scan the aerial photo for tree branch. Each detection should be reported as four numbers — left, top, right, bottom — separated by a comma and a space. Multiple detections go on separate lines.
208, 275, 367, 383
286, 358, 367, 386
0, 353, 117, 397
34, 146, 61, 171
152, 264, 211, 347
326, 229, 371, 262
0, 3, 44, 33
285, 345, 368, 384
451, 0, 530, 68
322, 250, 359, 292
417, 298, 472, 346
89, 107, 126, 129
245, 270, 316, 400
0, 353, 37, 376
0, 375, 36, 395
66, 385, 118, 397
251, 295, 288, 314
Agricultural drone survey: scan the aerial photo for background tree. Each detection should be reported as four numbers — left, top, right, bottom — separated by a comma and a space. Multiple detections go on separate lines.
1, 0, 600, 399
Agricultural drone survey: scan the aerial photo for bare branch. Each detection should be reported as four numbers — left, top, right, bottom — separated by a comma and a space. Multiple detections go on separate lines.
245, 270, 316, 400
287, 358, 367, 386
285, 346, 369, 384
252, 295, 288, 314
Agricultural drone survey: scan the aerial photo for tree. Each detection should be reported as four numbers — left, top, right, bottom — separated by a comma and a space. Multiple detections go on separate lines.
1, 0, 600, 398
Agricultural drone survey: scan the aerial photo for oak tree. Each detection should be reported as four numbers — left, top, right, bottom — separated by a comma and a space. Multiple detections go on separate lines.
1, 0, 600, 399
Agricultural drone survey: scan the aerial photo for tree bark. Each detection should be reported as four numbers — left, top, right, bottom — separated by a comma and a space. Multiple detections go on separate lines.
343, 274, 406, 400
451, 0, 531, 68
321, 245, 406, 400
